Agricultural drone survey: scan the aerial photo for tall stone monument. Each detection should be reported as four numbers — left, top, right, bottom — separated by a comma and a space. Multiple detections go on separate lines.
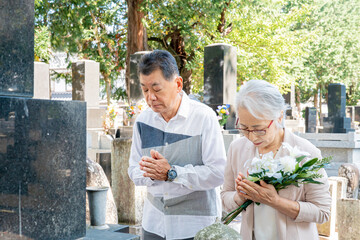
203, 43, 237, 129
322, 83, 354, 133
0, 1, 86, 239
305, 107, 317, 133
129, 51, 150, 103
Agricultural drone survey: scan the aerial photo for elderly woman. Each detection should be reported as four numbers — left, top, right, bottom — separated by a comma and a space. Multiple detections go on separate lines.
221, 80, 331, 240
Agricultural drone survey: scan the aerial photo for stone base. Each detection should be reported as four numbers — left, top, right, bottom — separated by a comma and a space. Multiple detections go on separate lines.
222, 132, 240, 153
337, 198, 360, 240
79, 224, 139, 240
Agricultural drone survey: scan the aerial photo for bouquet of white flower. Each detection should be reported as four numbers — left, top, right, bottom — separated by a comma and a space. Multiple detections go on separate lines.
222, 143, 331, 225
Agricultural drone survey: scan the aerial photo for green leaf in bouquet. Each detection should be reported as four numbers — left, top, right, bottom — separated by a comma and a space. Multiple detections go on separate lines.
296, 155, 307, 163
301, 158, 318, 168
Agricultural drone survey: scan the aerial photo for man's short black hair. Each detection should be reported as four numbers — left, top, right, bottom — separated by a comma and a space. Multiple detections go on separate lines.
138, 50, 179, 81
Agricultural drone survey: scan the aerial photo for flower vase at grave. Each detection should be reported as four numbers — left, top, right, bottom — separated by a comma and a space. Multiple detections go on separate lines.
86, 186, 109, 229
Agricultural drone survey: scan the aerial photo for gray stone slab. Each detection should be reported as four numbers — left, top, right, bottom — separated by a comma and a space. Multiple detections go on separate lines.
80, 224, 139, 240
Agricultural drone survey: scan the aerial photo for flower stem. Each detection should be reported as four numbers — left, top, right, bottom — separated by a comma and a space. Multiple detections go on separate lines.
222, 200, 253, 225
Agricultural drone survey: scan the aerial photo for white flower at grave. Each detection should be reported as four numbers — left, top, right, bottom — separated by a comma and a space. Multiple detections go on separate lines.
263, 159, 282, 179
282, 142, 310, 158
248, 154, 282, 179
279, 155, 297, 173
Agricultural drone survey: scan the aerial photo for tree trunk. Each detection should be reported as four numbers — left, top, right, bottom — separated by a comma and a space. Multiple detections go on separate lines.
126, 0, 148, 100
169, 30, 192, 94
104, 74, 111, 105
295, 86, 301, 117
319, 85, 322, 125
314, 90, 319, 126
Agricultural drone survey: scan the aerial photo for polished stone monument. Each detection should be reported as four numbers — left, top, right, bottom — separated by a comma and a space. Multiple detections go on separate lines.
305, 107, 317, 133
129, 51, 150, 103
0, 0, 34, 97
322, 83, 354, 133
0, 1, 86, 239
203, 43, 237, 129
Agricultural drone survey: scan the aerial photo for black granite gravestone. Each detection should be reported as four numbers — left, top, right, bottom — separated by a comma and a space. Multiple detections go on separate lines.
354, 106, 360, 122
203, 43, 237, 129
305, 107, 317, 133
0, 1, 86, 239
0, 0, 34, 97
129, 51, 150, 102
321, 83, 354, 133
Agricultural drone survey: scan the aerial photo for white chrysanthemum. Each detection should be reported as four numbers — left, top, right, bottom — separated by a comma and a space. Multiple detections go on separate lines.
248, 157, 264, 174
279, 155, 297, 173
282, 142, 310, 158
263, 160, 282, 178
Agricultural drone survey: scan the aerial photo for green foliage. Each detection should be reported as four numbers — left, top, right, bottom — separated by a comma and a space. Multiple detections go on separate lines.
290, 0, 360, 104
34, 26, 51, 63
142, 0, 229, 92
227, 0, 312, 92
34, 0, 128, 102
35, 0, 359, 104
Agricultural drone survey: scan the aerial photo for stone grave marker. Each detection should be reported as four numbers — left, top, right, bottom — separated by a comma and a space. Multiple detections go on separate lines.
322, 83, 354, 133
305, 107, 317, 133
203, 43, 237, 129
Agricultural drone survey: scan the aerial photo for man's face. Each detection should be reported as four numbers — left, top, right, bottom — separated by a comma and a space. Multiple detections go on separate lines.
140, 69, 183, 119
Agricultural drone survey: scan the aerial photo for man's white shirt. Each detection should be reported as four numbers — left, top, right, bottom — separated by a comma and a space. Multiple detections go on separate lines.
128, 92, 227, 239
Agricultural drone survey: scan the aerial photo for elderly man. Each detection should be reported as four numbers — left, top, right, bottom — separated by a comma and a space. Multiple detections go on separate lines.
128, 50, 226, 240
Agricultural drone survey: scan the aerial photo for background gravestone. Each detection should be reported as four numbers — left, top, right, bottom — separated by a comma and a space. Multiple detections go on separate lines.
0, 1, 87, 239
129, 51, 150, 103
0, 0, 34, 97
203, 43, 237, 129
321, 83, 354, 133
305, 107, 317, 133
72, 60, 100, 107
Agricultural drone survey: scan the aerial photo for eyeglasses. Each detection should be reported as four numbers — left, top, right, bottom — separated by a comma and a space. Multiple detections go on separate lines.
236, 119, 273, 136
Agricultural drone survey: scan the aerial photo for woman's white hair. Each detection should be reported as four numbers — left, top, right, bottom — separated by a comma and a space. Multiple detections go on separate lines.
236, 80, 289, 128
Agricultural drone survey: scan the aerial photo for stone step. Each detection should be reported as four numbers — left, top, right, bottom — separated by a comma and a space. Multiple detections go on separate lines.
78, 224, 140, 240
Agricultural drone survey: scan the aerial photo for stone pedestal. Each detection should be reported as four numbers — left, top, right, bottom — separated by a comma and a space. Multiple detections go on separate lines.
317, 177, 346, 237
111, 138, 146, 225
203, 43, 237, 129
129, 51, 150, 102
34, 62, 50, 99
337, 199, 360, 240
72, 60, 100, 107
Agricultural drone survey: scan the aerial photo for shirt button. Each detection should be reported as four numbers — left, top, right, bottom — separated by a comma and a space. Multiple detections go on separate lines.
165, 206, 169, 209
165, 142, 168, 146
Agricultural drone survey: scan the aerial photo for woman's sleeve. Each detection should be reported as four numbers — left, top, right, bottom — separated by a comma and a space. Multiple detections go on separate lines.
294, 145, 331, 223
221, 142, 244, 212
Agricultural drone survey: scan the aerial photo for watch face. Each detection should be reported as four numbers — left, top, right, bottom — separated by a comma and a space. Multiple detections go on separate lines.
168, 169, 177, 180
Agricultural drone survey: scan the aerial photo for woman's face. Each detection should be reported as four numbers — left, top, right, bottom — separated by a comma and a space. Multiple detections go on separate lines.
237, 107, 281, 149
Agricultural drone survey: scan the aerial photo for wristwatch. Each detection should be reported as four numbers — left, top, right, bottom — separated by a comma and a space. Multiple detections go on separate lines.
166, 166, 177, 182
